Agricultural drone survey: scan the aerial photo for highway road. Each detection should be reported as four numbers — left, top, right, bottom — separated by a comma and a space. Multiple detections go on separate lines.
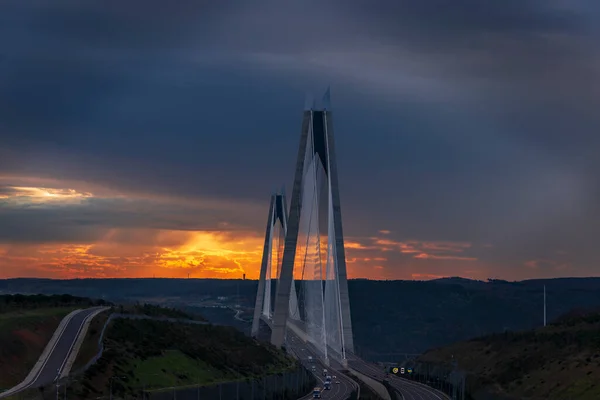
286, 330, 356, 400
347, 356, 449, 400
0, 307, 105, 399
257, 318, 446, 399
284, 327, 447, 400
32, 307, 104, 387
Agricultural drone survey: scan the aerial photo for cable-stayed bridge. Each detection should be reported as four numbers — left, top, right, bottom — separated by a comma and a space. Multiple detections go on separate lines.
252, 92, 449, 400
252, 95, 353, 366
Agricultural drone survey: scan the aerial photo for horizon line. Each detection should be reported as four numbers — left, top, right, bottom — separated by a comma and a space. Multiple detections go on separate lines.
1, 276, 599, 283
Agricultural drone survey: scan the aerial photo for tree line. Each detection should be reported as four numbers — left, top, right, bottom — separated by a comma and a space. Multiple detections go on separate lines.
0, 293, 110, 312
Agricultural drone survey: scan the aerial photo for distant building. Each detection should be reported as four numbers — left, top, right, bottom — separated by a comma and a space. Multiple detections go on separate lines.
243, 274, 246, 280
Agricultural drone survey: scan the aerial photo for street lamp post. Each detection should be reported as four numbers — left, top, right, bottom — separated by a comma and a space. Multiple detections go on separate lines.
55, 368, 62, 400
109, 376, 127, 400
63, 377, 78, 400
141, 373, 160, 400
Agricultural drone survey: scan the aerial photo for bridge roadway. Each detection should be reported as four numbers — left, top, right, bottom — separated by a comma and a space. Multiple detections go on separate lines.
346, 355, 449, 400
264, 317, 447, 399
286, 319, 448, 399
286, 329, 356, 400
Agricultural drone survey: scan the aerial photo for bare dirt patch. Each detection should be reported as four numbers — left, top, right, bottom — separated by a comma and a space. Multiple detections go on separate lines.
0, 308, 76, 389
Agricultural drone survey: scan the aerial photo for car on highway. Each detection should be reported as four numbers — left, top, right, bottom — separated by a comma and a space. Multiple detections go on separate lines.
312, 387, 322, 398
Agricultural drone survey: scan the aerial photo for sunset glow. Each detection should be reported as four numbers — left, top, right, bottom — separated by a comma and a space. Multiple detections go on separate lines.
0, 172, 486, 281
0, 230, 485, 280
0, 186, 93, 203
0, 189, 475, 280
2, 0, 599, 284
0, 177, 577, 281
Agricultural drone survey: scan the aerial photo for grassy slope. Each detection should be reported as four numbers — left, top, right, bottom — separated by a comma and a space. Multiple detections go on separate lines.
349, 279, 600, 359
70, 308, 112, 372
119, 303, 207, 321
71, 318, 296, 399
418, 312, 600, 399
71, 303, 204, 372
0, 307, 79, 389
0, 294, 109, 391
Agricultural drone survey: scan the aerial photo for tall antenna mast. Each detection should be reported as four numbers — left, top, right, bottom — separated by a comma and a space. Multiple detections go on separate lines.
543, 284, 547, 327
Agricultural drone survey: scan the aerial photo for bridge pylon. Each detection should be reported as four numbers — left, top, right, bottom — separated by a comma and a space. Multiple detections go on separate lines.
251, 191, 300, 337
270, 90, 355, 360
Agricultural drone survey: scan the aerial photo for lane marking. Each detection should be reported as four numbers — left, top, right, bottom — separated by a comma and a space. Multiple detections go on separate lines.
0, 309, 83, 398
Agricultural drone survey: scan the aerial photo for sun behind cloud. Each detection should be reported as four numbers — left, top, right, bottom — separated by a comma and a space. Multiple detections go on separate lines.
0, 178, 493, 280
0, 229, 265, 279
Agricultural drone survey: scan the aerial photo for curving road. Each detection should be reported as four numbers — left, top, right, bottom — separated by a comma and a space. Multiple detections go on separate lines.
286, 330, 356, 400
347, 355, 449, 400
31, 307, 105, 387
283, 327, 446, 399
0, 307, 107, 398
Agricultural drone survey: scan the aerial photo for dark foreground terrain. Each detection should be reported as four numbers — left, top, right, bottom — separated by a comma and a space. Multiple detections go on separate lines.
0, 294, 109, 390
65, 318, 296, 399
3, 277, 600, 360
7, 302, 304, 400
416, 309, 600, 400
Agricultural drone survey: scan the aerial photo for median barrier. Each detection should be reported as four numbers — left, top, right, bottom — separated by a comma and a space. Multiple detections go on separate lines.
349, 368, 391, 400
60, 306, 110, 378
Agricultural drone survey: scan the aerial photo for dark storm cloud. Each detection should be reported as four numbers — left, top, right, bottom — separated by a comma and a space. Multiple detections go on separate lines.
0, 196, 263, 244
1, 1, 600, 276
341, 0, 582, 39
0, 0, 227, 138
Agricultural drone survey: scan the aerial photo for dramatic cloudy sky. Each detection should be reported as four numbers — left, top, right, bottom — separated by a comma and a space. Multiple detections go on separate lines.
1, 0, 600, 280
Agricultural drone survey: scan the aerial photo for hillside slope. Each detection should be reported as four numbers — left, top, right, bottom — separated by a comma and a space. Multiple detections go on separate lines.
350, 278, 600, 359
67, 317, 297, 399
4, 277, 600, 360
0, 294, 109, 390
417, 310, 600, 400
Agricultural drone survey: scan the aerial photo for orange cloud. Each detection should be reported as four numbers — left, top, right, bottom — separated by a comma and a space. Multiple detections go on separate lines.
341, 236, 481, 278
413, 253, 477, 261
524, 259, 571, 272
0, 229, 264, 279
411, 273, 446, 280
352, 237, 474, 259
345, 241, 373, 250
0, 175, 492, 280
0, 186, 93, 206
0, 174, 266, 215
524, 260, 539, 269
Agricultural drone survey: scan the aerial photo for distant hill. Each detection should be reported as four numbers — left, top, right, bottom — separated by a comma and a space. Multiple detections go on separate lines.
349, 277, 600, 360
416, 309, 600, 400
3, 278, 600, 361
